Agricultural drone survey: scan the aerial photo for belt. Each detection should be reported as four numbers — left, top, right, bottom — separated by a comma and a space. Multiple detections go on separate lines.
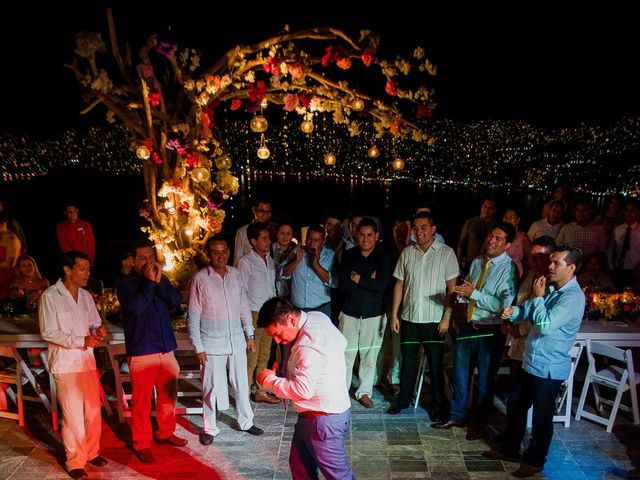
299, 410, 329, 418
471, 322, 502, 332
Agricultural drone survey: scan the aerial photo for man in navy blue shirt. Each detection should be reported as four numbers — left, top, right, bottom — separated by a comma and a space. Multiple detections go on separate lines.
117, 242, 188, 463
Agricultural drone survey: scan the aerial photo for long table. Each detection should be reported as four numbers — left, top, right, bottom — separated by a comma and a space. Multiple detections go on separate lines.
0, 315, 199, 425
576, 319, 640, 347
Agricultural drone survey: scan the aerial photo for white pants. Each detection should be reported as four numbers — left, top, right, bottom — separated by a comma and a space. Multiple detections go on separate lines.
339, 312, 384, 399
53, 370, 102, 471
202, 353, 254, 436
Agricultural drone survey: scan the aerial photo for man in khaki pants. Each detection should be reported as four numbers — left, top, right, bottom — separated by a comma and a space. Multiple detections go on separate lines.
40, 251, 107, 479
238, 222, 279, 404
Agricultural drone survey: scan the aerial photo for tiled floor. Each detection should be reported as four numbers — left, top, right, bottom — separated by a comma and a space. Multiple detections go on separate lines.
1, 385, 639, 480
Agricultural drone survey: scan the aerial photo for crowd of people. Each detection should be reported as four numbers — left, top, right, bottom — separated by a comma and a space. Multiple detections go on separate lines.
2, 187, 640, 479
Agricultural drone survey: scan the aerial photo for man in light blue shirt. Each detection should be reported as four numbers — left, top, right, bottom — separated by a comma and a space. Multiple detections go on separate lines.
283, 224, 336, 318
434, 222, 517, 439
484, 244, 584, 478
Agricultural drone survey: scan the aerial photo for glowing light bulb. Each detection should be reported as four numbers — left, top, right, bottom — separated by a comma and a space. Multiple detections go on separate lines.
136, 145, 150, 160
250, 115, 268, 133
392, 157, 405, 170
352, 98, 365, 111
300, 119, 314, 133
257, 134, 270, 160
367, 146, 380, 158
324, 152, 337, 166
215, 154, 232, 170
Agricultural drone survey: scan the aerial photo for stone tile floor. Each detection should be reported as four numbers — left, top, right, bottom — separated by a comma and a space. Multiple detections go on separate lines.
1, 386, 639, 479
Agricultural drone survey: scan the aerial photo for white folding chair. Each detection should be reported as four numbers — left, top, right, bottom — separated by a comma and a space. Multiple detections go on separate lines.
174, 339, 203, 415
552, 342, 583, 427
108, 343, 133, 423
0, 346, 24, 427
576, 339, 640, 432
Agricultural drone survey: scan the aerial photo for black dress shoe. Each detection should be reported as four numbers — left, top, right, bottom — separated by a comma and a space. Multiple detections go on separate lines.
68, 469, 88, 479
199, 433, 214, 445
386, 405, 405, 415
482, 449, 519, 463
243, 425, 264, 436
466, 424, 486, 441
431, 419, 466, 429
88, 455, 108, 466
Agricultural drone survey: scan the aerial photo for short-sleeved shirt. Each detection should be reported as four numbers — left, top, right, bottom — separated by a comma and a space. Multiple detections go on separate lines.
393, 241, 459, 324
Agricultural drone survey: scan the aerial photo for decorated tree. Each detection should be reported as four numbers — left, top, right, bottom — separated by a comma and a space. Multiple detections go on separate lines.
66, 8, 436, 286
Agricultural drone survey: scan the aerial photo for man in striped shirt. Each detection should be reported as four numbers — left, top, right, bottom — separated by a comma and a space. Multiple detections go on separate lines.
386, 211, 459, 422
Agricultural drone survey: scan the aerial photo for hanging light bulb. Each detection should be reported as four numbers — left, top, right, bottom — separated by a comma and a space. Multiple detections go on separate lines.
257, 134, 270, 160
352, 98, 365, 111
300, 118, 314, 133
250, 115, 268, 132
192, 167, 210, 183
215, 154, 232, 170
324, 152, 337, 166
367, 146, 380, 158
136, 145, 151, 160
260, 97, 269, 109
392, 157, 405, 171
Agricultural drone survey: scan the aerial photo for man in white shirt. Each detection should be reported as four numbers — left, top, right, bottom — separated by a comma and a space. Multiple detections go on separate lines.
527, 200, 564, 241
188, 237, 263, 445
238, 222, 279, 404
39, 251, 107, 479
234, 198, 273, 265
257, 297, 354, 480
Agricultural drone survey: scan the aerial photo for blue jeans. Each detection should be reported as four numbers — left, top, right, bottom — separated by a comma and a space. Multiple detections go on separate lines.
450, 323, 505, 426
290, 409, 354, 480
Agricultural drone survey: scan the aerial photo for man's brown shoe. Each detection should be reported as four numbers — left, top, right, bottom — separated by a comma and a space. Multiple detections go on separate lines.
358, 394, 374, 408
156, 434, 188, 447
511, 463, 543, 478
252, 391, 281, 404
482, 449, 519, 463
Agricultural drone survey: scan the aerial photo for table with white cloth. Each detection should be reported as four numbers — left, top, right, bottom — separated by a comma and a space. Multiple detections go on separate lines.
0, 315, 199, 426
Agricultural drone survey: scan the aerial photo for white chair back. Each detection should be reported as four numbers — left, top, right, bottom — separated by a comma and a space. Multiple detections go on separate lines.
576, 339, 640, 432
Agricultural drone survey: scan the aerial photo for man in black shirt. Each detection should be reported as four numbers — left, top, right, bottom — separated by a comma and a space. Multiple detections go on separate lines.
338, 218, 391, 408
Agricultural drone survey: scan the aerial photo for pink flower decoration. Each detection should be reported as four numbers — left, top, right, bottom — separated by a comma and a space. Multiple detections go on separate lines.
283, 93, 299, 111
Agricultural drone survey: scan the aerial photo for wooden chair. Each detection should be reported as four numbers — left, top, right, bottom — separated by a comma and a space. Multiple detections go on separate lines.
0, 346, 24, 426
576, 339, 640, 432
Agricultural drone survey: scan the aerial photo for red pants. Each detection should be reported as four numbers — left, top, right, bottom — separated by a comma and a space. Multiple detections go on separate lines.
129, 351, 179, 450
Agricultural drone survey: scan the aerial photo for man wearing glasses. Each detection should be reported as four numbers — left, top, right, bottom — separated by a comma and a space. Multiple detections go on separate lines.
433, 222, 517, 441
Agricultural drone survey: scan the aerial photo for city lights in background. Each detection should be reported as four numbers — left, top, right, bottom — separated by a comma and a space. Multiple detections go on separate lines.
1, 116, 640, 195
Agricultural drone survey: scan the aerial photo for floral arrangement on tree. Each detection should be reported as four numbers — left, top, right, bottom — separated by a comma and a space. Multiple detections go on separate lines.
585, 289, 640, 322
66, 9, 436, 286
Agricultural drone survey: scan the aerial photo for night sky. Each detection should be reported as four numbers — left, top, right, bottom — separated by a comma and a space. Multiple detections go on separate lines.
2, 1, 640, 136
